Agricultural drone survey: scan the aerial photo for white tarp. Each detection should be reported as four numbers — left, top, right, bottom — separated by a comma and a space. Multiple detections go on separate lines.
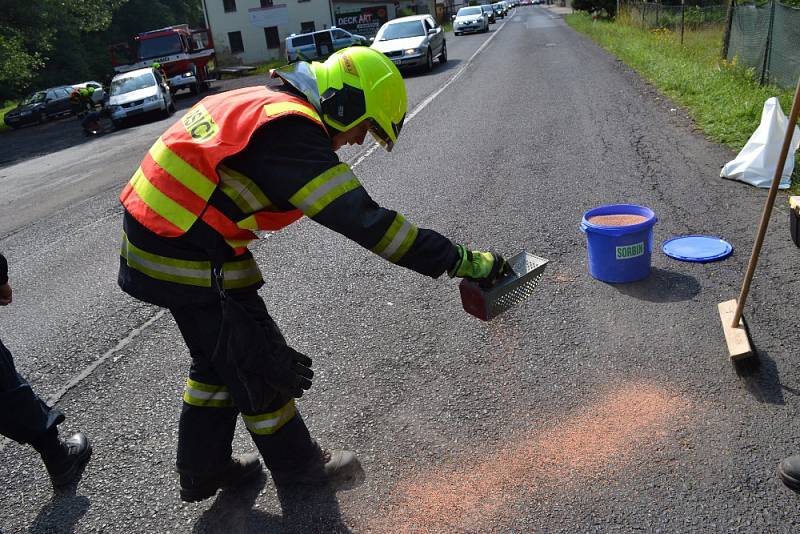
720, 97, 800, 189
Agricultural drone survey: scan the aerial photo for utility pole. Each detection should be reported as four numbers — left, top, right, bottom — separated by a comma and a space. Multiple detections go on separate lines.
721, 0, 735, 59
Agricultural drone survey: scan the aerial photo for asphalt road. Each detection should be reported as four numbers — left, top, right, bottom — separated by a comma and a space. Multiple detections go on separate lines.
1, 6, 799, 533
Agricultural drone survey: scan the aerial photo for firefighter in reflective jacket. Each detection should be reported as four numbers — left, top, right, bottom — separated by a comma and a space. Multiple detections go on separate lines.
118, 46, 508, 501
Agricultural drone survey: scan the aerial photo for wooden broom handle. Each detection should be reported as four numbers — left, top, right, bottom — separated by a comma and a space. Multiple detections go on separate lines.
733, 75, 800, 327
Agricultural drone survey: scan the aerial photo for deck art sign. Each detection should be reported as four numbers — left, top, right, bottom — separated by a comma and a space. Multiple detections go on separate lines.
335, 6, 388, 37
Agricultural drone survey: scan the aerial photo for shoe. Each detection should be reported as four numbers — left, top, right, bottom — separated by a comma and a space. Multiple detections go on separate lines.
271, 443, 362, 487
179, 453, 263, 503
45, 432, 92, 488
778, 455, 800, 493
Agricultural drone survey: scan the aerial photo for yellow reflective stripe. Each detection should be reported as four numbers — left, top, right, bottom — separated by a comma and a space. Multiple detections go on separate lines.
223, 257, 263, 288
121, 232, 211, 287
242, 400, 296, 435
264, 101, 322, 124
129, 168, 197, 233
288, 163, 361, 218
224, 238, 255, 250
183, 379, 234, 408
120, 232, 262, 289
372, 214, 419, 263
149, 137, 217, 201
218, 164, 274, 213
236, 215, 260, 230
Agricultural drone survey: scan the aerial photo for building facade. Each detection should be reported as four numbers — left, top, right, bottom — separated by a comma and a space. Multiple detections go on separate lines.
202, 0, 438, 65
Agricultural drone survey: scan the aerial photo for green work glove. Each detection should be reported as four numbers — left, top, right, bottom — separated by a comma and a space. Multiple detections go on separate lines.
448, 244, 511, 287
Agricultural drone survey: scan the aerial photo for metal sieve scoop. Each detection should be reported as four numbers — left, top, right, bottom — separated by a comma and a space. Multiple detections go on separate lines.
458, 251, 549, 321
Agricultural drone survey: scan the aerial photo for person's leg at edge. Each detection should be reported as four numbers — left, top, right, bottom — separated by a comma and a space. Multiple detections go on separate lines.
0, 338, 90, 488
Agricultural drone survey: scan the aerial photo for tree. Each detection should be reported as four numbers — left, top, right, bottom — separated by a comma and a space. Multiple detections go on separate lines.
0, 0, 204, 101
572, 0, 617, 18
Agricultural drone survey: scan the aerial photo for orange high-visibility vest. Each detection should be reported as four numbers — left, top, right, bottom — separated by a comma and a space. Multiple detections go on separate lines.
120, 86, 327, 255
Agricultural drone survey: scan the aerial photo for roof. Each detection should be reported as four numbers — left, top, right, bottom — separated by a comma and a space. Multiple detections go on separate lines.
385, 15, 430, 22
112, 67, 155, 79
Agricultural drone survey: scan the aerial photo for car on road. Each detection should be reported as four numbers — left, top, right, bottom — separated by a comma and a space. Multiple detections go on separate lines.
480, 4, 497, 23
286, 27, 367, 63
370, 15, 446, 72
107, 67, 174, 127
452, 6, 490, 35
492, 3, 506, 18
3, 86, 75, 129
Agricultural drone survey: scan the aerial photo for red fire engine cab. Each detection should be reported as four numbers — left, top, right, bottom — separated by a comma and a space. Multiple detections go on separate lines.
111, 25, 215, 95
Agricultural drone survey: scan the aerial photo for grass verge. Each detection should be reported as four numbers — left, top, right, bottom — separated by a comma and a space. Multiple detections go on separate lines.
0, 101, 17, 133
565, 11, 799, 193
250, 59, 289, 76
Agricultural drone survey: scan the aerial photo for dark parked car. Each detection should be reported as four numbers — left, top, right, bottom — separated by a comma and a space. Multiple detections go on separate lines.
480, 4, 497, 23
4, 86, 75, 129
492, 3, 506, 18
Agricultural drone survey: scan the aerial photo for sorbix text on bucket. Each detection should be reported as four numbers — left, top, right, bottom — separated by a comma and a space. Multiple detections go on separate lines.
580, 204, 657, 283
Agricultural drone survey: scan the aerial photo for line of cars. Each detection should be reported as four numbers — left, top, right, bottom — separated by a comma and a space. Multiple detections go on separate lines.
283, 3, 519, 74
452, 1, 517, 36
4, 66, 176, 130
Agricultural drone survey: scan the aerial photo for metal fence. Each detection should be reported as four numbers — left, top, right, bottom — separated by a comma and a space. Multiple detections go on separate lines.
726, 0, 800, 88
624, 1, 727, 33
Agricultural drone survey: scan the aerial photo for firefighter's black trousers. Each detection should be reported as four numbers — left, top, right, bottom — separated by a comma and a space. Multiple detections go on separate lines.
169, 291, 317, 476
0, 338, 64, 445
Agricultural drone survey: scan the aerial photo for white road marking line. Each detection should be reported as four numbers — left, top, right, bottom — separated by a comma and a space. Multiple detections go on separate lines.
351, 10, 514, 169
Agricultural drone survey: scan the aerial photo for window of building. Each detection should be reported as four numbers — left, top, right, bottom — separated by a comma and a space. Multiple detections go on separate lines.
228, 31, 244, 53
260, 0, 273, 6
300, 21, 316, 34
264, 26, 280, 49
223, 0, 236, 13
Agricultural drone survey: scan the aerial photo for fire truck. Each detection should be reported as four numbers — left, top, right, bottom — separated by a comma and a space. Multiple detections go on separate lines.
111, 25, 215, 95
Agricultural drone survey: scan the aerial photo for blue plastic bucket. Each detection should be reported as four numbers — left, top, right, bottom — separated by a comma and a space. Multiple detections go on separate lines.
580, 204, 657, 283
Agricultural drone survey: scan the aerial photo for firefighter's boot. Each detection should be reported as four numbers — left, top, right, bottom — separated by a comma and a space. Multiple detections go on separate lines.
34, 431, 92, 488
179, 453, 263, 502
271, 443, 363, 488
778, 455, 800, 493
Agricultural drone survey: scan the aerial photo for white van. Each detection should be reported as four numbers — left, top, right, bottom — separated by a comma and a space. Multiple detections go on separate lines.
285, 27, 367, 63
108, 67, 174, 126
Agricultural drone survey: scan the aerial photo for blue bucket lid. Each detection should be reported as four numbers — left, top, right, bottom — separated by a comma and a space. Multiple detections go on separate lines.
662, 235, 733, 262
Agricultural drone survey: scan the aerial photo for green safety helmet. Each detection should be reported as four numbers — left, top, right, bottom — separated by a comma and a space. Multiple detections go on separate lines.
87, 86, 95, 93
311, 47, 406, 152
152, 62, 161, 70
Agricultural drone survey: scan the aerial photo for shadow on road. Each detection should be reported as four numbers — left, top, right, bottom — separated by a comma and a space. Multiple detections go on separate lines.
0, 90, 209, 169
402, 58, 464, 79
191, 472, 354, 534
734, 349, 785, 405
29, 490, 90, 534
610, 267, 701, 303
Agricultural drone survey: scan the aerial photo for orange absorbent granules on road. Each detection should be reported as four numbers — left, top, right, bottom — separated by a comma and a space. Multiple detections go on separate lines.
369, 383, 691, 533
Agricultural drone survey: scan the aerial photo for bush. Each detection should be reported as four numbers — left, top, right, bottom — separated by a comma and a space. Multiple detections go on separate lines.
572, 0, 617, 18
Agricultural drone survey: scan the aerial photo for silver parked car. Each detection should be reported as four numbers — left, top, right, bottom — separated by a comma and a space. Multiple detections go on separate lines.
452, 6, 490, 35
108, 67, 175, 127
370, 15, 447, 72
